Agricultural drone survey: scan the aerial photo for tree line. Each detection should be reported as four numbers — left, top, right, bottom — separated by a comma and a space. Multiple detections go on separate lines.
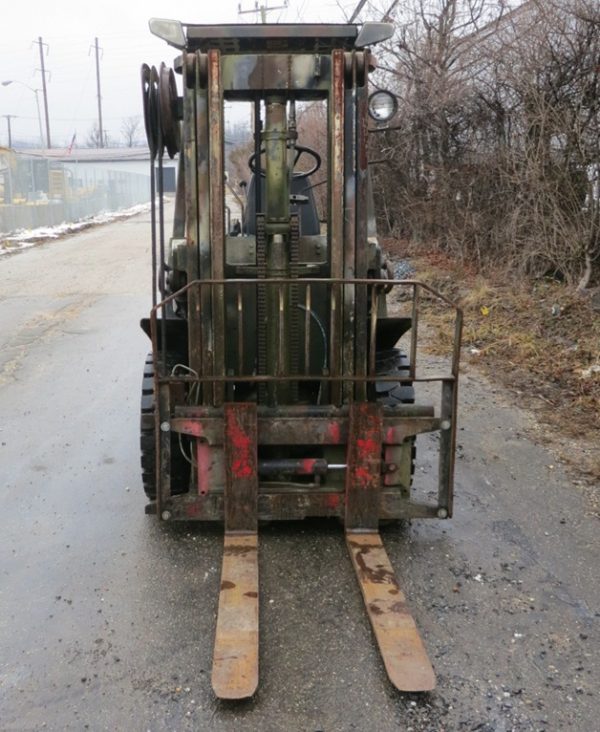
366, 0, 599, 288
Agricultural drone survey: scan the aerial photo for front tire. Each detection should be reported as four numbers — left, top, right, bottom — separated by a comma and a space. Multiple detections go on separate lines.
140, 353, 190, 500
376, 348, 416, 494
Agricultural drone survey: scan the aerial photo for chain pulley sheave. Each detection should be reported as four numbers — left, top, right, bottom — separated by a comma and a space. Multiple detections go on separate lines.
159, 62, 181, 159
141, 62, 181, 159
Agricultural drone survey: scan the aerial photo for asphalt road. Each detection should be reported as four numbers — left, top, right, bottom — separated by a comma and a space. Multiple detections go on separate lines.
0, 209, 598, 731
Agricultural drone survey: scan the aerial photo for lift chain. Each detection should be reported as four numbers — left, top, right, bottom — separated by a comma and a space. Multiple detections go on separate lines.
289, 213, 300, 402
256, 214, 268, 404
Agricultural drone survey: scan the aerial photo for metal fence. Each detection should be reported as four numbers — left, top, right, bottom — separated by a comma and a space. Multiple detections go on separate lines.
0, 149, 151, 235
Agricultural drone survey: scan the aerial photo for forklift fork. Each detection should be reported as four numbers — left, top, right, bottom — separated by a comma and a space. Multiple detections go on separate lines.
212, 404, 259, 699
211, 402, 435, 699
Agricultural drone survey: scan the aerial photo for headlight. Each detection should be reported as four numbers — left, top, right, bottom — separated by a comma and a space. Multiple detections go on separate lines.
149, 18, 186, 49
368, 90, 398, 123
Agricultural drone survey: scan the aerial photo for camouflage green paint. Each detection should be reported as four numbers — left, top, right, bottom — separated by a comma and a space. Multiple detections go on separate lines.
264, 96, 290, 227
220, 54, 331, 98
143, 21, 461, 523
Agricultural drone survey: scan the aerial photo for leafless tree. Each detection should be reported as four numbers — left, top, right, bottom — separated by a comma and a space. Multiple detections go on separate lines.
85, 123, 110, 148
121, 116, 142, 147
296, 102, 329, 218
368, 0, 599, 285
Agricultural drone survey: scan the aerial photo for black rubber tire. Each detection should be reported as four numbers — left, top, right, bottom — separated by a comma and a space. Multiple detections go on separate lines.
375, 347, 416, 486
140, 353, 190, 500
375, 348, 415, 406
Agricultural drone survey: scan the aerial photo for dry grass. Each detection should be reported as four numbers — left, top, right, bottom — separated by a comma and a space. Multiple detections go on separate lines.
385, 241, 600, 482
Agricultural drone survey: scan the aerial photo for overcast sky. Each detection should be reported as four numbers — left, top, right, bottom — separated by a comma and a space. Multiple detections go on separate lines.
0, 0, 364, 148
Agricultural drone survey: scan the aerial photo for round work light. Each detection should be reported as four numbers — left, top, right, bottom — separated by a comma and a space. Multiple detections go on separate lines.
368, 90, 398, 123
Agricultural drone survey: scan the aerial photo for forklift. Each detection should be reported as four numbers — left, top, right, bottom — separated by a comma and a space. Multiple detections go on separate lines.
140, 17, 462, 699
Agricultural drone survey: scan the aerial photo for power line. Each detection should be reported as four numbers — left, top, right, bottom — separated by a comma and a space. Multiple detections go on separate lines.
349, 0, 369, 23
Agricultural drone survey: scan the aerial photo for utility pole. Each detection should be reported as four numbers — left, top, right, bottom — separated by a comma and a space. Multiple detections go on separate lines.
90, 37, 104, 148
1, 81, 44, 147
2, 114, 16, 148
238, 1, 288, 23
36, 37, 51, 148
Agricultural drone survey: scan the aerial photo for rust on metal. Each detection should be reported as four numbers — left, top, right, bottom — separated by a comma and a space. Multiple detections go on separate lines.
183, 52, 203, 378
166, 489, 440, 523
327, 420, 343, 444
342, 51, 357, 402
353, 51, 369, 400
345, 402, 383, 531
329, 48, 345, 406
170, 413, 439, 448
208, 48, 226, 406
174, 418, 204, 438
224, 403, 258, 533
212, 533, 259, 700
141, 19, 463, 700
213, 404, 259, 699
156, 382, 171, 515
346, 532, 436, 692
196, 439, 211, 496
195, 51, 213, 404
163, 373, 450, 385
151, 275, 464, 309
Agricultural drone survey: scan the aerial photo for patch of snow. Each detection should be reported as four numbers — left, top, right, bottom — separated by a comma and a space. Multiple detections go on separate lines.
0, 201, 154, 256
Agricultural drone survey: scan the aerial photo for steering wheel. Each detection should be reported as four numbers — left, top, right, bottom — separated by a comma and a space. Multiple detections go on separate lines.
248, 144, 321, 179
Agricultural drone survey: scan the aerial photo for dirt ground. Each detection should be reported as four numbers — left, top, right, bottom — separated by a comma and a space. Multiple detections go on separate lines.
385, 241, 600, 499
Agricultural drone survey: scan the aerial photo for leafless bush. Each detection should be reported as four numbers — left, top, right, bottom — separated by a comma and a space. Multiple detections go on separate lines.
371, 0, 600, 286
296, 101, 329, 219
